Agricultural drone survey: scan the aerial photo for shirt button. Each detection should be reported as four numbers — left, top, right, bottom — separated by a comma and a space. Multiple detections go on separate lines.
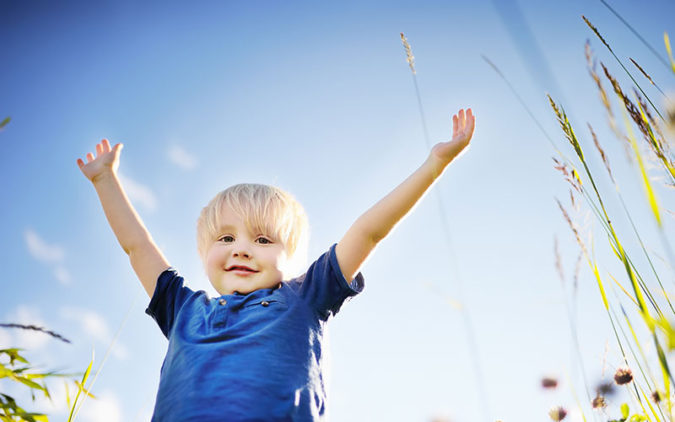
219, 299, 227, 306
261, 301, 269, 307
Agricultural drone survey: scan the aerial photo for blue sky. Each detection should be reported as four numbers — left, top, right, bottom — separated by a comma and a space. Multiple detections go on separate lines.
2, 0, 675, 421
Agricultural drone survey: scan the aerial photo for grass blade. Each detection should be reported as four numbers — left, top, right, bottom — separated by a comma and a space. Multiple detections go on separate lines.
665, 32, 675, 74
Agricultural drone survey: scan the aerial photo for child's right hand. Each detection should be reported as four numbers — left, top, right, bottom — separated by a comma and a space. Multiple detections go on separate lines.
76, 139, 123, 183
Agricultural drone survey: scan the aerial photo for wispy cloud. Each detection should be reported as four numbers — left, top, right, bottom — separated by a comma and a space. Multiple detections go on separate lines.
25, 229, 64, 262
54, 265, 72, 284
167, 144, 198, 170
24, 229, 72, 285
118, 174, 157, 212
33, 378, 70, 417
79, 389, 123, 422
60, 307, 128, 360
0, 326, 12, 349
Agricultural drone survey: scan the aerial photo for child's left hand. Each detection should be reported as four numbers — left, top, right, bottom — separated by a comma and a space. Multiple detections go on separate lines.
429, 108, 475, 169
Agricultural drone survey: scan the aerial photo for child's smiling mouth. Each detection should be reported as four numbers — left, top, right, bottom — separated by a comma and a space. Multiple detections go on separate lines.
226, 265, 259, 275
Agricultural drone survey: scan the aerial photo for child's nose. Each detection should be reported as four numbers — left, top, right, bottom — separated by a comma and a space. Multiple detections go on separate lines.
232, 241, 252, 258
233, 250, 250, 258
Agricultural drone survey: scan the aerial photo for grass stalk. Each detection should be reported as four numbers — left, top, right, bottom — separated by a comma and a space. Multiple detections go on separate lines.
69, 293, 139, 421
400, 32, 491, 422
630, 58, 668, 98
583, 16, 665, 122
616, 304, 657, 393
598, 0, 672, 72
664, 32, 675, 74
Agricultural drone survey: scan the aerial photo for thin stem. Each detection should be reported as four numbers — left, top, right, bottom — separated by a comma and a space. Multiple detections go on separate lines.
599, 0, 672, 71
407, 52, 492, 422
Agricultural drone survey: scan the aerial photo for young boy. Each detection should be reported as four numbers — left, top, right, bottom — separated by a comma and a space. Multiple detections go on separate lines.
76, 108, 475, 421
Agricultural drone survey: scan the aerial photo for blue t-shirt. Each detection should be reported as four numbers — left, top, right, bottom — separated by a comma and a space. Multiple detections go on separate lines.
145, 244, 364, 421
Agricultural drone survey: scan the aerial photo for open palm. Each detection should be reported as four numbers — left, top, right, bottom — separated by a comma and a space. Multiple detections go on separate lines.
76, 139, 123, 183
430, 108, 475, 165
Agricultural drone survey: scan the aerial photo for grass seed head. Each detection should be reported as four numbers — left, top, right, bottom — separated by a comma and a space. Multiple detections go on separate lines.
554, 238, 565, 284
591, 395, 607, 409
582, 16, 612, 53
556, 199, 588, 258
400, 32, 416, 74
601, 63, 652, 144
588, 123, 616, 184
548, 95, 584, 160
614, 366, 634, 385
629, 58, 656, 86
595, 381, 615, 396
548, 405, 568, 421
633, 89, 671, 162
573, 250, 583, 290
0, 323, 71, 344
651, 390, 663, 403
542, 376, 559, 389
586, 42, 613, 119
552, 157, 583, 193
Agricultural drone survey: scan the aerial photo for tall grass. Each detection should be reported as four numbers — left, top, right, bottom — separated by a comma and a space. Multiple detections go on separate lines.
487, 8, 675, 421
0, 325, 93, 422
548, 15, 675, 422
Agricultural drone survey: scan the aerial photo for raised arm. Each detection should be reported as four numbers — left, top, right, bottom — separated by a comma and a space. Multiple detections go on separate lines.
335, 108, 475, 281
77, 139, 170, 297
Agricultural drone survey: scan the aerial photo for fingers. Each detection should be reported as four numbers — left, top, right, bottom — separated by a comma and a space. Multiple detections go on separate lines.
79, 139, 115, 166
454, 108, 475, 131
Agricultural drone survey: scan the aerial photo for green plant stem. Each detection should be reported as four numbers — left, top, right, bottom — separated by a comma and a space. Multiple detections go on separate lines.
617, 192, 675, 315
599, 0, 672, 72
584, 16, 665, 122
407, 49, 492, 422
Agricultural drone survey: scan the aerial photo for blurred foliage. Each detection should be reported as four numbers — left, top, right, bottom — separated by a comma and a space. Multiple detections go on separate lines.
1, 348, 53, 422
0, 327, 94, 422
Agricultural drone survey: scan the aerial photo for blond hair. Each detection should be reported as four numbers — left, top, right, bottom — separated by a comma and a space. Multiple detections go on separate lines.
196, 184, 309, 276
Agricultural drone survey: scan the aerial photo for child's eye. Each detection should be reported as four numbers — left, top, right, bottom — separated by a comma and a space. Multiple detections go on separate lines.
255, 237, 272, 245
219, 235, 235, 242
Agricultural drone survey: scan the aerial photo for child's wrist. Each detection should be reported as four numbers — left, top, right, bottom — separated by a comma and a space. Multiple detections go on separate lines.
91, 169, 117, 185
424, 153, 448, 179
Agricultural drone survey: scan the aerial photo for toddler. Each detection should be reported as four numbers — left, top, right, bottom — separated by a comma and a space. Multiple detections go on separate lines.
76, 108, 475, 421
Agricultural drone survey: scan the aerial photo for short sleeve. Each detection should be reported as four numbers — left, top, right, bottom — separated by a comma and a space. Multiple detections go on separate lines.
293, 244, 365, 320
145, 268, 195, 339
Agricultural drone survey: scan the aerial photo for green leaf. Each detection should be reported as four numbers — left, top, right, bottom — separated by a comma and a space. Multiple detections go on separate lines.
621, 403, 629, 419
0, 348, 29, 365
68, 349, 95, 422
0, 117, 9, 129
665, 32, 675, 74
14, 374, 46, 392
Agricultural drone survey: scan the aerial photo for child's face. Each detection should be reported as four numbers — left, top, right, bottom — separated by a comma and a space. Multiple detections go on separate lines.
205, 205, 288, 296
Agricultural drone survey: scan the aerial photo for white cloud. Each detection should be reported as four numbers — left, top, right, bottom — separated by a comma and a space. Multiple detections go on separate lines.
32, 378, 70, 417
79, 389, 123, 422
25, 229, 65, 263
135, 406, 155, 422
118, 174, 157, 212
54, 265, 72, 285
60, 307, 128, 360
0, 327, 12, 349
167, 144, 198, 170
24, 229, 72, 286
